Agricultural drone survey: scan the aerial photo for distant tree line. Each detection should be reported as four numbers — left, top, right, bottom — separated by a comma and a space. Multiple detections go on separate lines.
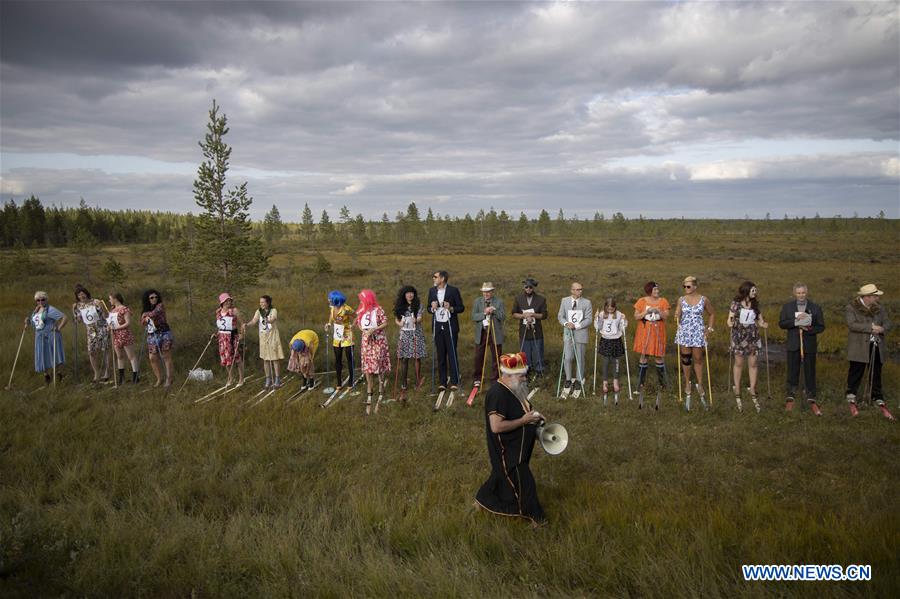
0, 196, 192, 248
1, 195, 893, 250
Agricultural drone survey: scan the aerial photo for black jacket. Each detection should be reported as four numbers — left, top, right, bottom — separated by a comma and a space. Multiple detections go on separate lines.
779, 299, 826, 353
427, 284, 465, 336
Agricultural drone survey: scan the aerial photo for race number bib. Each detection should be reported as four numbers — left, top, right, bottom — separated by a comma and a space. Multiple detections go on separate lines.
794, 311, 811, 327
146, 318, 157, 334
106, 313, 121, 330
739, 308, 756, 326
566, 309, 584, 325
80, 306, 99, 326
602, 318, 617, 336
259, 317, 271, 333
360, 310, 378, 331
522, 308, 535, 325
216, 315, 234, 332
435, 307, 450, 323
645, 311, 660, 322
333, 323, 345, 341
401, 316, 416, 331
32, 312, 44, 330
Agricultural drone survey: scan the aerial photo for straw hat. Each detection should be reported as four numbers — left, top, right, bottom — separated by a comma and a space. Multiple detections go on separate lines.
856, 284, 883, 296
480, 282, 495, 292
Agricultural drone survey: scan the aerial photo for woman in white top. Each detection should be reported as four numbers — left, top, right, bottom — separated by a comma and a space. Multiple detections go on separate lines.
243, 295, 285, 389
594, 297, 627, 404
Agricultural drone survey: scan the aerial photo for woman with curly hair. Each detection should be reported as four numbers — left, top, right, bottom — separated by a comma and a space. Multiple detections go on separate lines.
393, 285, 426, 400
72, 283, 111, 383
726, 281, 768, 412
140, 289, 174, 388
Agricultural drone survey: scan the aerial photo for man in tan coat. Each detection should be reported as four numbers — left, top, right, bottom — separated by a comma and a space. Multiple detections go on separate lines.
845, 284, 893, 420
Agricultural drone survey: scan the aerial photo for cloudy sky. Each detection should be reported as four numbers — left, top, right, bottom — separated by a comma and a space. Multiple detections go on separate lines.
1, 1, 898, 220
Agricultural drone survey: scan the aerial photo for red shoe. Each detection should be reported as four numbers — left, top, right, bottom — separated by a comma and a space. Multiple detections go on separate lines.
848, 402, 859, 417
879, 405, 896, 421
785, 400, 794, 411
810, 402, 822, 417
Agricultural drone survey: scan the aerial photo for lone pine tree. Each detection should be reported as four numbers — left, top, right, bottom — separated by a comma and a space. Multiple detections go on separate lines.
192, 100, 267, 293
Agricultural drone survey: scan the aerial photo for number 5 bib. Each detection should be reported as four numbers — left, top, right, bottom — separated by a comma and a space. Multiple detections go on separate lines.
361, 310, 378, 331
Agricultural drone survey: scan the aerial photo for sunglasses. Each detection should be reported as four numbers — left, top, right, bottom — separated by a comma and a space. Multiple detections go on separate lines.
36, 298, 47, 302
683, 285, 694, 289
149, 295, 159, 299
524, 285, 533, 289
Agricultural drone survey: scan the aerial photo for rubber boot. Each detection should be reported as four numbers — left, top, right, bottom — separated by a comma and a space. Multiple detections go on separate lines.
131, 370, 139, 384
117, 368, 125, 386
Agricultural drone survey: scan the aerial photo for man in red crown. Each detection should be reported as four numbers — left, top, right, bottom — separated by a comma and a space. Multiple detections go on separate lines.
474, 352, 546, 527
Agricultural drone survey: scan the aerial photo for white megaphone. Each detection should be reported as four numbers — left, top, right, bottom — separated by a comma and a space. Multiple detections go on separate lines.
536, 421, 568, 456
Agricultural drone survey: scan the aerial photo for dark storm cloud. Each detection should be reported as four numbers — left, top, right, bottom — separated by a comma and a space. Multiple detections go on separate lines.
0, 1, 897, 217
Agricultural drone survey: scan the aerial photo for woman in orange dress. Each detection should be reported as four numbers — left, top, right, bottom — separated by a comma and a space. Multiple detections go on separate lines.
633, 281, 670, 408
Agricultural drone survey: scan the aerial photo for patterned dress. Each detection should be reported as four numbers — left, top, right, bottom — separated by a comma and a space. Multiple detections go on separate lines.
143, 303, 174, 354
31, 305, 65, 372
215, 307, 241, 366
330, 304, 356, 347
729, 300, 760, 356
396, 305, 427, 359
108, 306, 135, 349
256, 308, 284, 361
632, 297, 669, 357
76, 299, 110, 353
359, 307, 391, 374
674, 296, 708, 348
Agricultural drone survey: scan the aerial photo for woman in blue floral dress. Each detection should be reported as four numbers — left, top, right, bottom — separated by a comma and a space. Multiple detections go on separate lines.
674, 276, 716, 410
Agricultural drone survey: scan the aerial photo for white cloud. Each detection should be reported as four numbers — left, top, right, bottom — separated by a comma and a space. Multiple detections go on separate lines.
332, 182, 365, 195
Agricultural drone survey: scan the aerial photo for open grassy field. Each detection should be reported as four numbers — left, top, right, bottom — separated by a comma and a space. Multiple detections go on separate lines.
1, 223, 898, 596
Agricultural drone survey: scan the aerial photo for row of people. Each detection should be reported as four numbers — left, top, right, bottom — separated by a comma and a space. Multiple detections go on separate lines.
21, 277, 893, 418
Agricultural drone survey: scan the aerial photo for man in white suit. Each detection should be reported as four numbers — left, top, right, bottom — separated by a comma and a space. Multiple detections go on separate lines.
557, 282, 593, 397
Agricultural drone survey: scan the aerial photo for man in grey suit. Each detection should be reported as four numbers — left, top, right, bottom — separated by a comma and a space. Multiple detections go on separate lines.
557, 282, 593, 397
472, 282, 504, 388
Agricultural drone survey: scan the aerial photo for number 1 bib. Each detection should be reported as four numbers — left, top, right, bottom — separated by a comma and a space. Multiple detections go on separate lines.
739, 308, 756, 326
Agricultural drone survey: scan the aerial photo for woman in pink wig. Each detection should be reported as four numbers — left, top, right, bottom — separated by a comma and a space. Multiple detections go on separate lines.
356, 289, 391, 414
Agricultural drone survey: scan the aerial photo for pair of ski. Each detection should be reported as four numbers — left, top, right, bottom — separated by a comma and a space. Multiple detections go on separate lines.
321, 375, 361, 408
435, 386, 460, 411
246, 375, 296, 407
637, 387, 663, 411
558, 381, 585, 399
193, 374, 261, 404
284, 378, 321, 405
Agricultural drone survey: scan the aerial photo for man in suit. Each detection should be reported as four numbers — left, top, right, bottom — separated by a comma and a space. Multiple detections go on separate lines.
471, 282, 504, 388
778, 282, 826, 414
556, 281, 593, 397
511, 277, 548, 379
428, 270, 465, 390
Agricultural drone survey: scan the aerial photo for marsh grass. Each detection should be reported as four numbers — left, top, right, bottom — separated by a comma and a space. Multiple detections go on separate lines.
1, 225, 898, 596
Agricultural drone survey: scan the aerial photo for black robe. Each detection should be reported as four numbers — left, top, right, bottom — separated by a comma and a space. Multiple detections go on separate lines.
475, 381, 546, 524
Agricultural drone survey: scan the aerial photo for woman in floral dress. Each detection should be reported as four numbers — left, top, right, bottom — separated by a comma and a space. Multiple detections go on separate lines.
72, 284, 111, 383
107, 292, 139, 384
356, 289, 390, 414
140, 289, 174, 388
392, 285, 426, 400
674, 276, 716, 410
215, 292, 244, 387
727, 281, 768, 412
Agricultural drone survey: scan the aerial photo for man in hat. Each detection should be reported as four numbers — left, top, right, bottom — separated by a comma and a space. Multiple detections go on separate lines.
556, 282, 593, 397
288, 329, 319, 390
512, 277, 548, 380
845, 284, 894, 420
778, 282, 826, 414
474, 352, 546, 527
427, 270, 465, 391
471, 282, 505, 388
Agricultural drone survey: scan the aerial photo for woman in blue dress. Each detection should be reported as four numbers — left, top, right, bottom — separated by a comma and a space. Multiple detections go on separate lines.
674, 276, 715, 410
28, 290, 68, 385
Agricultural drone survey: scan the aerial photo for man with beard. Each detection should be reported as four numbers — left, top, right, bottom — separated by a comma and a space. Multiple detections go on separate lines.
511, 277, 548, 380
474, 352, 546, 527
